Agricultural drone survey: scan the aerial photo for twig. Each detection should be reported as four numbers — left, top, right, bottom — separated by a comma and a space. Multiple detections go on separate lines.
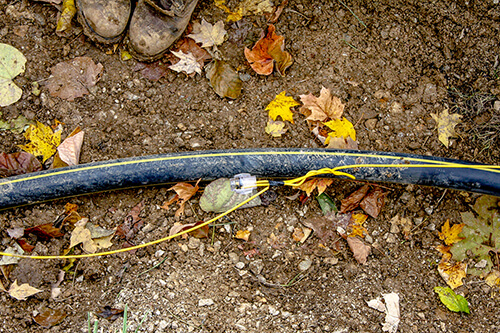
337, 0, 367, 29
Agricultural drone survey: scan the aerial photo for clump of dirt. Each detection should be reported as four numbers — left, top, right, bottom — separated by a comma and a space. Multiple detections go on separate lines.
0, 0, 499, 332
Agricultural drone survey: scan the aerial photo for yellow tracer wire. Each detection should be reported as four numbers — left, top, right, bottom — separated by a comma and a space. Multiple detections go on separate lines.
0, 159, 498, 260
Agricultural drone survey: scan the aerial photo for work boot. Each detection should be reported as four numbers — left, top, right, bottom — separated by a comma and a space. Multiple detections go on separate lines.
76, 0, 132, 44
128, 0, 199, 62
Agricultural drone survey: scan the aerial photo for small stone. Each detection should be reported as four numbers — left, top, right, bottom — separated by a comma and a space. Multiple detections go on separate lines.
198, 299, 214, 307
365, 235, 373, 244
159, 320, 168, 329
474, 259, 488, 268
188, 237, 201, 249
365, 118, 378, 130
229, 252, 239, 263
494, 100, 500, 111
386, 233, 397, 243
180, 244, 188, 252
155, 250, 165, 258
390, 101, 403, 113
213, 241, 221, 253
323, 257, 338, 265
390, 224, 400, 234
239, 73, 252, 82
235, 262, 245, 269
189, 138, 206, 149
268, 305, 280, 316
281, 311, 292, 318
425, 207, 434, 215
298, 257, 312, 271
177, 123, 187, 131
249, 259, 264, 275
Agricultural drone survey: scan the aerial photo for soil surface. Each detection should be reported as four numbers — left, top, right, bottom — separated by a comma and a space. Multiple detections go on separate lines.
0, 0, 499, 332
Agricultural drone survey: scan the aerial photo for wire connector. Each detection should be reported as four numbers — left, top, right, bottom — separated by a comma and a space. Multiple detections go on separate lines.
230, 173, 257, 194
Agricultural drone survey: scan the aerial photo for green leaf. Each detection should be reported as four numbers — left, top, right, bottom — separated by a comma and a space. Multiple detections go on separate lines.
434, 286, 470, 314
316, 192, 337, 215
0, 43, 27, 107
450, 195, 499, 277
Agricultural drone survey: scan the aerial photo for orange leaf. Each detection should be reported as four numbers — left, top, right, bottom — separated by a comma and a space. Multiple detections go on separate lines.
298, 178, 333, 196
162, 179, 201, 217
244, 24, 292, 75
438, 220, 465, 246
235, 230, 251, 241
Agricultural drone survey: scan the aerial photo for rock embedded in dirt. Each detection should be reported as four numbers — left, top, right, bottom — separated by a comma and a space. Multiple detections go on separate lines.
299, 257, 312, 271
198, 298, 214, 307
249, 259, 264, 275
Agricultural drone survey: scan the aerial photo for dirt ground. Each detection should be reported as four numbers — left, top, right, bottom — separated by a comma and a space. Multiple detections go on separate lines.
0, 0, 499, 332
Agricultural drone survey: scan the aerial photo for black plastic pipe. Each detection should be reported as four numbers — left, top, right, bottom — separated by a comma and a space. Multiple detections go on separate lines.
0, 148, 499, 209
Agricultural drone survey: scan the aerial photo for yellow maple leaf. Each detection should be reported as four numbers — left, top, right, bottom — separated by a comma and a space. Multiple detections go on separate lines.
266, 91, 299, 123
18, 121, 62, 162
323, 117, 356, 144
265, 118, 287, 137
348, 213, 368, 238
438, 219, 465, 246
430, 109, 462, 147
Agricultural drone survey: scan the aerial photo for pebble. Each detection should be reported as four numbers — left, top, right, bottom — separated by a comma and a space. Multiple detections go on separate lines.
386, 233, 397, 243
239, 73, 252, 82
268, 305, 280, 316
249, 259, 264, 275
494, 100, 500, 111
229, 252, 239, 263
298, 257, 312, 271
365, 118, 378, 130
188, 237, 200, 249
198, 299, 214, 307
180, 244, 188, 252
154, 250, 165, 258
159, 320, 168, 329
236, 262, 245, 269
365, 235, 374, 244
323, 257, 338, 265
425, 207, 434, 215
390, 101, 403, 113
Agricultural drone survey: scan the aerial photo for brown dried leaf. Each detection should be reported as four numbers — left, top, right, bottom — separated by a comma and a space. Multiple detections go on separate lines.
25, 223, 64, 240
96, 306, 124, 321
173, 38, 212, 67
17, 239, 35, 253
206, 60, 242, 99
34, 308, 67, 328
162, 180, 200, 218
300, 86, 345, 122
56, 128, 84, 166
169, 221, 209, 239
133, 61, 170, 81
244, 24, 292, 75
116, 201, 144, 240
46, 57, 103, 101
347, 237, 371, 264
360, 188, 386, 218
298, 178, 333, 196
340, 185, 370, 213
0, 152, 42, 177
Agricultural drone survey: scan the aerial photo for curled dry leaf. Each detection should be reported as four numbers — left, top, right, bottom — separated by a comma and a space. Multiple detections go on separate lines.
347, 237, 371, 264
300, 86, 345, 122
161, 179, 200, 218
265, 118, 287, 137
172, 38, 212, 67
46, 56, 103, 101
438, 256, 467, 289
56, 129, 84, 166
169, 221, 209, 239
298, 178, 333, 196
56, 0, 76, 33
34, 308, 67, 328
25, 223, 64, 240
206, 60, 242, 99
244, 24, 292, 75
430, 109, 462, 147
116, 201, 144, 240
0, 152, 42, 177
340, 185, 370, 213
360, 187, 385, 218
188, 19, 227, 48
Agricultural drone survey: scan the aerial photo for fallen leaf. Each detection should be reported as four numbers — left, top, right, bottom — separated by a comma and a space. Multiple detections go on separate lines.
16, 239, 35, 253
169, 221, 209, 239
8, 280, 43, 300
382, 293, 400, 333
69, 218, 97, 253
7, 227, 24, 239
347, 237, 370, 264
266, 91, 299, 123
430, 109, 462, 147
267, 0, 288, 23
34, 308, 67, 328
86, 222, 115, 239
228, 19, 252, 45
25, 223, 64, 240
298, 178, 333, 196
55, 128, 84, 166
235, 229, 251, 241
18, 121, 62, 163
46, 56, 103, 101
5, 114, 34, 134
265, 118, 287, 137
244, 25, 292, 75
438, 220, 465, 246
340, 185, 370, 213
301, 213, 350, 247
0, 43, 26, 107
188, 19, 227, 48
0, 152, 42, 177
55, 0, 76, 33
161, 180, 200, 218
120, 50, 132, 61
96, 306, 124, 321
434, 286, 469, 314
316, 192, 338, 215
116, 201, 144, 240
0, 243, 24, 266
438, 256, 467, 289
173, 38, 212, 67
326, 136, 358, 150
215, 0, 274, 22
323, 118, 356, 144
133, 61, 170, 81
349, 213, 368, 238
205, 59, 242, 99
485, 270, 500, 288
360, 187, 385, 218
300, 86, 345, 122
169, 50, 202, 75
